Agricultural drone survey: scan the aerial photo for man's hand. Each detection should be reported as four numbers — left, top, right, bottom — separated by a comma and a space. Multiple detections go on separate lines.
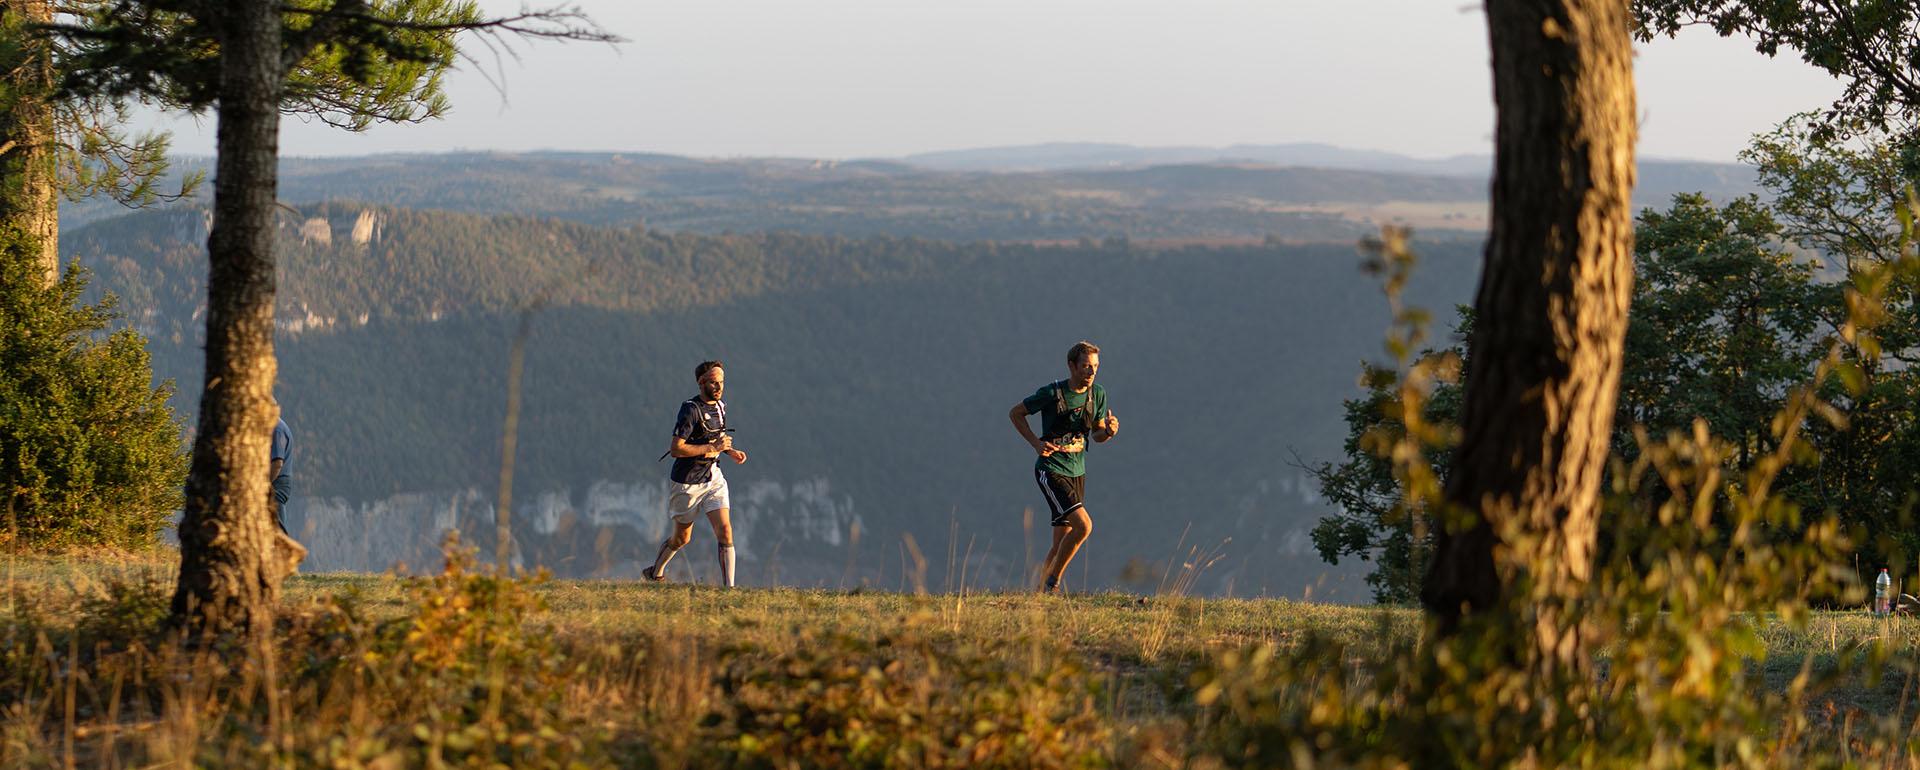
727, 449, 748, 464
716, 434, 734, 452
1031, 438, 1063, 457
1100, 411, 1119, 437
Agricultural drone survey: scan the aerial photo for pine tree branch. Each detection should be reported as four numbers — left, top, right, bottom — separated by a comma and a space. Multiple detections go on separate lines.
276, 3, 620, 43
281, 0, 368, 75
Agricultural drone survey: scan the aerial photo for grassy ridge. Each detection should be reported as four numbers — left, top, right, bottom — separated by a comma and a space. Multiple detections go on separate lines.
5, 552, 1920, 767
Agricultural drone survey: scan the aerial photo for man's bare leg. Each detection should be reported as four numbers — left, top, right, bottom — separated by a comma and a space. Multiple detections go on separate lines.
707, 507, 736, 587
1038, 525, 1068, 589
646, 520, 696, 581
1042, 508, 1093, 590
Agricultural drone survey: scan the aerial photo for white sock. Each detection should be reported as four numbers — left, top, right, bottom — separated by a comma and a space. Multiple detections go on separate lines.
718, 544, 736, 588
652, 540, 682, 574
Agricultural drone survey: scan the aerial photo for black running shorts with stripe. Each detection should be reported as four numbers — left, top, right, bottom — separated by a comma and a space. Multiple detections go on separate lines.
1034, 468, 1086, 527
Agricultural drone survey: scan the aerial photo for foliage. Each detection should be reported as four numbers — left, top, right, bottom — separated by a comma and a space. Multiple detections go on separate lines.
0, 541, 598, 767
0, 224, 184, 549
1315, 123, 1920, 598
1741, 118, 1920, 579
55, 0, 478, 129
52, 87, 195, 208
0, 1, 198, 221
11, 545, 1920, 768
1633, 0, 1920, 135
1742, 113, 1914, 272
710, 621, 1111, 769
278, 540, 594, 768
71, 573, 172, 646
1308, 230, 1464, 605
1195, 226, 1906, 768
51, 0, 613, 137
1314, 197, 1827, 599
1620, 193, 1826, 462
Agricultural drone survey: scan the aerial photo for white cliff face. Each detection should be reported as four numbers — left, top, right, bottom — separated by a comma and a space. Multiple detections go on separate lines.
736, 477, 859, 547
286, 476, 860, 577
290, 488, 479, 573
299, 217, 332, 245
351, 209, 382, 244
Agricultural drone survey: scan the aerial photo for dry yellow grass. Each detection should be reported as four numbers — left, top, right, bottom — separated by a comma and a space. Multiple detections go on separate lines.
5, 551, 1918, 767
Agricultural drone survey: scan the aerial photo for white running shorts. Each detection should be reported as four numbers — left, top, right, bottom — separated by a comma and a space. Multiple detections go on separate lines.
668, 465, 730, 525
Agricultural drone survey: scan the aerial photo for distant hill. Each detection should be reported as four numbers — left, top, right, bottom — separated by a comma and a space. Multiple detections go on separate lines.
70, 202, 1482, 600
60, 147, 1759, 243
893, 143, 1761, 198
897, 142, 1492, 176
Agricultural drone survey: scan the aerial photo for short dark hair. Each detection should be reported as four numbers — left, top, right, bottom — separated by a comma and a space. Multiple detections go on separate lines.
1067, 341, 1100, 365
695, 360, 724, 379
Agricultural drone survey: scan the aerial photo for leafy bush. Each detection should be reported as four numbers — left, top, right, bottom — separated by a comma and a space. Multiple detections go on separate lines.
710, 619, 1111, 769
281, 541, 597, 769
0, 226, 185, 549
72, 575, 172, 648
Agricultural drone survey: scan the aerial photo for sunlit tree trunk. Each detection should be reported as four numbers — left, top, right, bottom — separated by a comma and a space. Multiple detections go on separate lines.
170, 0, 286, 640
1421, 0, 1637, 673
0, 0, 58, 283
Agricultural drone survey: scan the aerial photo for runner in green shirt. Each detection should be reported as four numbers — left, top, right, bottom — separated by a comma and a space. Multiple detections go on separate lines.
1008, 340, 1120, 594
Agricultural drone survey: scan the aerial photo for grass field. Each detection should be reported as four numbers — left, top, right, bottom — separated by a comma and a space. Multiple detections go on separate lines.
5, 549, 1919, 767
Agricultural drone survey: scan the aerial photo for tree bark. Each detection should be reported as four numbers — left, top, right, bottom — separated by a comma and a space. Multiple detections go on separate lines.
0, 0, 58, 283
170, 0, 287, 641
1421, 0, 1637, 673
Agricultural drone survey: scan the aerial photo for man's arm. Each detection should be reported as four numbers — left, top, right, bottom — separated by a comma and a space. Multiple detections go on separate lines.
1009, 403, 1060, 456
667, 433, 731, 459
270, 458, 285, 478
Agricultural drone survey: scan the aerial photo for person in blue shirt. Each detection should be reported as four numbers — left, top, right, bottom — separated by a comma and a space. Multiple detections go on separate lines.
269, 397, 307, 575
643, 360, 749, 587
270, 414, 293, 535
1008, 341, 1119, 594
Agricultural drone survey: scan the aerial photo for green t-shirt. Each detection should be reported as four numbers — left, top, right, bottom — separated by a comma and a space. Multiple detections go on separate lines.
1022, 381, 1108, 478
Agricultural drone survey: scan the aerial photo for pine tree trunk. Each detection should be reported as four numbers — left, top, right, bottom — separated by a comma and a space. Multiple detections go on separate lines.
170, 0, 286, 640
1421, 0, 1636, 672
0, 0, 58, 284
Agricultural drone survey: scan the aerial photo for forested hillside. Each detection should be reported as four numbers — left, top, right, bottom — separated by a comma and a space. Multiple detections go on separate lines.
61, 150, 1758, 243
70, 202, 1481, 599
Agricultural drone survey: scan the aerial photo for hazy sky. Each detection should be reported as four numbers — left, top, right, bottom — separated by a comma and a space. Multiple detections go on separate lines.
140, 0, 1843, 163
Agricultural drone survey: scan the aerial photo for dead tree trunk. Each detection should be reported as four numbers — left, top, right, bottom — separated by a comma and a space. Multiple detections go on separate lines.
1421, 0, 1637, 673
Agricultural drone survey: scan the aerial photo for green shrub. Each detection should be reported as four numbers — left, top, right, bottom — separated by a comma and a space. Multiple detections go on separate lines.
280, 541, 599, 769
73, 575, 172, 648
0, 226, 185, 549
709, 618, 1112, 769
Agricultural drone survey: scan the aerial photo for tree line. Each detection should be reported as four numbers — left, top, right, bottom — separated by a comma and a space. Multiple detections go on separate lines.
1314, 115, 1920, 605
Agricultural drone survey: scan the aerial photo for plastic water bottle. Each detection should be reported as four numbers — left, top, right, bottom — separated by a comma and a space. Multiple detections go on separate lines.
1876, 568, 1892, 615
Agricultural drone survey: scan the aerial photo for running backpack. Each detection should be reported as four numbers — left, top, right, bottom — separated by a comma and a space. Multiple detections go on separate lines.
1046, 381, 1100, 442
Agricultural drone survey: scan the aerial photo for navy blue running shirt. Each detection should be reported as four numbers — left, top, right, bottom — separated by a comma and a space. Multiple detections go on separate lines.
669, 398, 728, 484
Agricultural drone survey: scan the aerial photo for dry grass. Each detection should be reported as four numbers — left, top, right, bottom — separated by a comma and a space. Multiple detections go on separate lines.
3, 552, 1916, 768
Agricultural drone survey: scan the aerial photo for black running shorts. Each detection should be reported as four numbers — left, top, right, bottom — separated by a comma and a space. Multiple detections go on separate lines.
1034, 468, 1086, 527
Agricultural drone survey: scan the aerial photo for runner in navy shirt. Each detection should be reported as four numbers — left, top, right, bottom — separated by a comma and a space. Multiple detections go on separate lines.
644, 360, 749, 586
